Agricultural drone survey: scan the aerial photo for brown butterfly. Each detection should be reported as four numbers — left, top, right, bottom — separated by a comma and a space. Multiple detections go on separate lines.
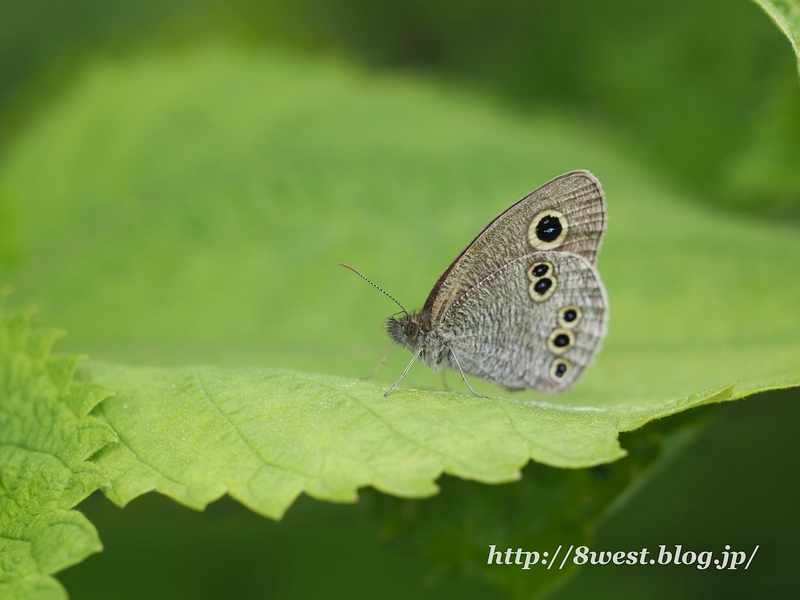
343, 170, 607, 396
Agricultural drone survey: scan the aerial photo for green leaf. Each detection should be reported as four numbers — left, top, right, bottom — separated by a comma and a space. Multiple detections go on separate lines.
0, 303, 116, 599
80, 363, 734, 520
755, 0, 800, 70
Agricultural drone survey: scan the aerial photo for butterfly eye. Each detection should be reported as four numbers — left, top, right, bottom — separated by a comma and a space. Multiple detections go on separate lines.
547, 328, 575, 354
528, 209, 569, 250
403, 320, 419, 337
550, 358, 571, 381
557, 305, 582, 329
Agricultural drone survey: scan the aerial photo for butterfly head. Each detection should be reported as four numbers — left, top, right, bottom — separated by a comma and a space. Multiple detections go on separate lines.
386, 312, 426, 349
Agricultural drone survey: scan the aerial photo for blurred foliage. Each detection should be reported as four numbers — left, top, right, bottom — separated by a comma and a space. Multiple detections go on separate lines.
755, 1, 800, 68
1, 0, 799, 216
0, 48, 797, 399
554, 387, 800, 599
366, 406, 711, 599
58, 491, 506, 600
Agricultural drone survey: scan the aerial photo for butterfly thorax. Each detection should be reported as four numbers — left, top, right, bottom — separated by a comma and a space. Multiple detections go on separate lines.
385, 312, 450, 371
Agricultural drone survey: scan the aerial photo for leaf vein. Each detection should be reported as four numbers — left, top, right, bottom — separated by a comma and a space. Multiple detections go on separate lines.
192, 369, 314, 480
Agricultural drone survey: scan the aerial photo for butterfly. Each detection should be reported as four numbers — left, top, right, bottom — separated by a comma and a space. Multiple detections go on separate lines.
343, 170, 607, 396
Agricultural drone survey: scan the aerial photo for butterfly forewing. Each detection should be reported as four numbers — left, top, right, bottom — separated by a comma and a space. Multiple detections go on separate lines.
424, 170, 606, 324
438, 251, 607, 392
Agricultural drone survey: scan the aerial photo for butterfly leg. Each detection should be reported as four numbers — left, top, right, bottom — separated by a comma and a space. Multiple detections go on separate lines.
361, 342, 394, 379
448, 347, 487, 398
441, 370, 450, 391
385, 347, 423, 396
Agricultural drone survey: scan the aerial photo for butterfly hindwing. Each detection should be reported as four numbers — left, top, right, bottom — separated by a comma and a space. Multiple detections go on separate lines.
424, 170, 606, 324
438, 250, 607, 393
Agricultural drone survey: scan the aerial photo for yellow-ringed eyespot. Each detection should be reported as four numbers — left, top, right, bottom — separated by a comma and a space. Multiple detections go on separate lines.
528, 209, 568, 250
547, 327, 575, 354
550, 358, 571, 381
557, 305, 582, 329
527, 261, 551, 279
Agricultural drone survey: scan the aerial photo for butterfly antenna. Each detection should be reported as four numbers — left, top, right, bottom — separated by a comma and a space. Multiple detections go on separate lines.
338, 262, 408, 314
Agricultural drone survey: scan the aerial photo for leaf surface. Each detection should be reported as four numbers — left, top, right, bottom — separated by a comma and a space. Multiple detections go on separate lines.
0, 306, 115, 599
83, 363, 735, 519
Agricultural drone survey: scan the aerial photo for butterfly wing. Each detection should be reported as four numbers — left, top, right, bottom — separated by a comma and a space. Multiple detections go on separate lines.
437, 250, 606, 393
423, 170, 605, 324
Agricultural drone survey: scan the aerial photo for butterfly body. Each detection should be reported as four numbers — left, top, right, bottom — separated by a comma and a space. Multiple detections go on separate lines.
383, 170, 608, 395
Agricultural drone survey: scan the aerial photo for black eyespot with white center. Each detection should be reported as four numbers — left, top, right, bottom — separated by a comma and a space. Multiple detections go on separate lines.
533, 278, 552, 295
550, 358, 571, 381
532, 263, 549, 277
536, 215, 562, 242
528, 209, 569, 250
557, 305, 582, 329
553, 333, 570, 347
547, 327, 575, 355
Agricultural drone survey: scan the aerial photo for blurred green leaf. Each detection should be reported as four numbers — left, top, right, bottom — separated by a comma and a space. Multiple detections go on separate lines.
0, 305, 116, 599
551, 387, 800, 599
755, 0, 800, 70
366, 407, 711, 600
1, 48, 798, 401
721, 77, 800, 217
2, 0, 798, 217
720, 1, 800, 218
57, 490, 506, 600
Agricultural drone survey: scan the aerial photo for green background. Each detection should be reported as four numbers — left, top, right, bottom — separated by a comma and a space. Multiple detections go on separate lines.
0, 0, 798, 598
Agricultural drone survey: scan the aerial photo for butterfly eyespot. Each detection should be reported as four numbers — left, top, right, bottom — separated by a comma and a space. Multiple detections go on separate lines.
547, 328, 575, 354
534, 278, 552, 294
557, 305, 582, 329
550, 358, 571, 381
528, 262, 550, 278
527, 261, 557, 302
528, 276, 557, 302
528, 209, 569, 250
